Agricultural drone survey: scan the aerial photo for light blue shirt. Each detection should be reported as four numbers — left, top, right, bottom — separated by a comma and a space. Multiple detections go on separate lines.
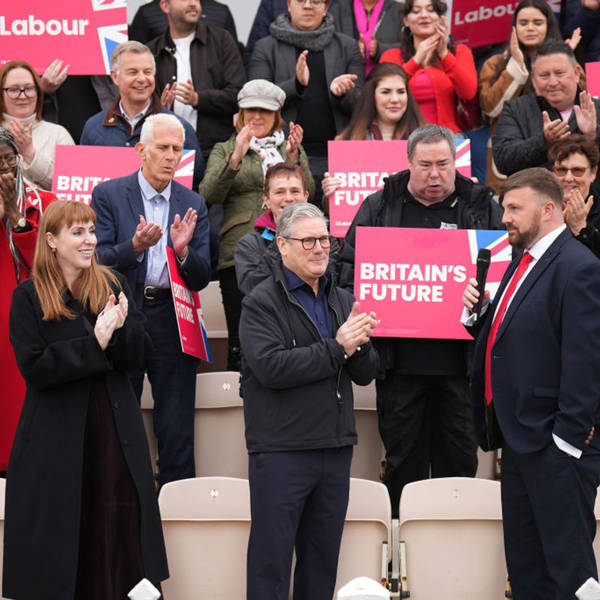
138, 169, 172, 288
120, 100, 151, 130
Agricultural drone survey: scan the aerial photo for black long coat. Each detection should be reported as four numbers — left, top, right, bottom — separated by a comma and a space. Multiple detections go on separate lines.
2, 276, 168, 600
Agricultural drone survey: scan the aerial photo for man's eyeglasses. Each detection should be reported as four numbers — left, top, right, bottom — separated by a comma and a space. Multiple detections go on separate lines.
283, 235, 332, 250
554, 166, 588, 177
0, 154, 18, 168
291, 0, 327, 5
3, 85, 37, 99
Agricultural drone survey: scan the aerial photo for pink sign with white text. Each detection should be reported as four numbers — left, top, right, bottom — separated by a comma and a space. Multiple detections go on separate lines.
0, 0, 128, 75
52, 145, 195, 204
166, 247, 212, 362
586, 62, 600, 99
328, 140, 471, 238
354, 227, 511, 339
449, 0, 559, 48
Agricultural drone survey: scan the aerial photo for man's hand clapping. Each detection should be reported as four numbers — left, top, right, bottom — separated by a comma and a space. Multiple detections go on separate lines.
336, 302, 377, 357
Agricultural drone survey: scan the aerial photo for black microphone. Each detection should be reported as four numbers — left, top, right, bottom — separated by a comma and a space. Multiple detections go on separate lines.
473, 248, 491, 321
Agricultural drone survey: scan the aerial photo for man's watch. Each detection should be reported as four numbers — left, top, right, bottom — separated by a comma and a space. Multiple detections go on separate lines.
12, 216, 27, 232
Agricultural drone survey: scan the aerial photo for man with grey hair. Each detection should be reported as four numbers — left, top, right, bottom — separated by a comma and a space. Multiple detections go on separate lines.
340, 124, 503, 517
91, 112, 211, 487
493, 40, 600, 179
80, 40, 205, 187
239, 202, 378, 600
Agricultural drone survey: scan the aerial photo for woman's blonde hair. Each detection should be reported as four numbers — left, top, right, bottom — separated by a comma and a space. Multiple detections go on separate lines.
235, 108, 285, 135
33, 200, 119, 321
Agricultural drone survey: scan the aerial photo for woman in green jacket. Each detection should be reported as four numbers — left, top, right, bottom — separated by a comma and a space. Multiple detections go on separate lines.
200, 79, 314, 370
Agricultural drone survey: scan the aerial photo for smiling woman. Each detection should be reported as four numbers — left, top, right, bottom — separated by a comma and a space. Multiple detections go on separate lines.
200, 79, 315, 369
3, 200, 168, 600
0, 60, 74, 190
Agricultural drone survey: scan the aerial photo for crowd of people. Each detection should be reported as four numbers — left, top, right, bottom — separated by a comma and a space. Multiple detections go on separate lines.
2, 0, 600, 599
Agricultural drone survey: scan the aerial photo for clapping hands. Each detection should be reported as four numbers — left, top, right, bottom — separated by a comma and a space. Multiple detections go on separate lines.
94, 292, 128, 350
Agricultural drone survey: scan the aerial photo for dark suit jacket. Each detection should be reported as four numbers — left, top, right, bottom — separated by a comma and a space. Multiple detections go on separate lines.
91, 172, 211, 308
469, 228, 600, 453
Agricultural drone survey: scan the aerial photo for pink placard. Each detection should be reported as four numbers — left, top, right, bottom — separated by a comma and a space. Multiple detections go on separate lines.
450, 0, 559, 48
0, 0, 127, 75
354, 227, 511, 339
328, 140, 471, 238
586, 62, 600, 99
166, 247, 212, 361
52, 145, 195, 204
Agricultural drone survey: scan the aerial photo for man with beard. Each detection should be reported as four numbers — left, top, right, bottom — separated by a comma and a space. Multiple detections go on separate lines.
146, 0, 245, 161
462, 167, 600, 599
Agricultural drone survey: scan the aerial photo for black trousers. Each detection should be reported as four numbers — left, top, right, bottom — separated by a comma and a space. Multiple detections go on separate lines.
501, 442, 600, 599
376, 372, 478, 517
247, 446, 353, 600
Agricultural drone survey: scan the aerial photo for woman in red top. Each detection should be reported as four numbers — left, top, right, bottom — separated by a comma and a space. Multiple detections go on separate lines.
379, 0, 477, 133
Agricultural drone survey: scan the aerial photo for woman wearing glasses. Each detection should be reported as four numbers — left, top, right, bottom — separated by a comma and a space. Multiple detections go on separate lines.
0, 60, 74, 190
0, 127, 57, 478
549, 134, 600, 256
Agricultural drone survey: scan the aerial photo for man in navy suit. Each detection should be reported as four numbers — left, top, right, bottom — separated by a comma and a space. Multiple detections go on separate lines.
92, 112, 211, 486
462, 167, 600, 599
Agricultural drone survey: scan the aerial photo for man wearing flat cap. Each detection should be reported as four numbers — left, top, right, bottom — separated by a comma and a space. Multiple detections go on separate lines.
247, 0, 364, 207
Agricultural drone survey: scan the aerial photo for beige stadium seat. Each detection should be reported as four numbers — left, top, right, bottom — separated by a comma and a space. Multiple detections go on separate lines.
193, 371, 246, 478
335, 478, 396, 596
141, 372, 244, 479
159, 476, 251, 600
0, 477, 6, 600
475, 448, 498, 480
198, 280, 228, 339
351, 382, 384, 482
399, 477, 506, 599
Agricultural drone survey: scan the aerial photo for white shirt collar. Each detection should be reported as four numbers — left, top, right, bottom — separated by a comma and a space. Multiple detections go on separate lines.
526, 224, 566, 261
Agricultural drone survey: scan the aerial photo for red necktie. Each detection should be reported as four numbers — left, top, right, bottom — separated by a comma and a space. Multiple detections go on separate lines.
484, 252, 533, 406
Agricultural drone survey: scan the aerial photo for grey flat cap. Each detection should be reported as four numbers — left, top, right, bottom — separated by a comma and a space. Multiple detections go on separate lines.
237, 79, 286, 111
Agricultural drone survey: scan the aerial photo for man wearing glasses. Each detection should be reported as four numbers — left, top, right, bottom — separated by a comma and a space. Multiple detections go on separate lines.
239, 202, 378, 600
248, 0, 363, 208
549, 134, 600, 257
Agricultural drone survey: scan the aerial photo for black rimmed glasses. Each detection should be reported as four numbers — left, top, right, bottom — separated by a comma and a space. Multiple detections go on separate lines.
291, 0, 327, 4
283, 235, 332, 250
3, 85, 37, 99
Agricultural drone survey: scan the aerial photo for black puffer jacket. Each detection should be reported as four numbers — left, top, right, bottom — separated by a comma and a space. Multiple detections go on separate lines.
339, 168, 504, 373
239, 261, 379, 453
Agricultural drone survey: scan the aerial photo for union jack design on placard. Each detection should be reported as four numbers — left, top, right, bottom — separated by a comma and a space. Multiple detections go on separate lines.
176, 150, 195, 178
194, 299, 213, 363
455, 139, 471, 174
97, 23, 128, 74
467, 230, 511, 300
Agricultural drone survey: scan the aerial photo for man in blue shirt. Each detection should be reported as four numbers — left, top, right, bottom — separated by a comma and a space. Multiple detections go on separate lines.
92, 113, 211, 486
239, 202, 378, 600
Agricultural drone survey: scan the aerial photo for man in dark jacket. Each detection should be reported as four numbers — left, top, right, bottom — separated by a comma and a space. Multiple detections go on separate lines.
492, 40, 600, 179
80, 41, 205, 188
146, 0, 246, 160
239, 202, 378, 600
340, 124, 504, 517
